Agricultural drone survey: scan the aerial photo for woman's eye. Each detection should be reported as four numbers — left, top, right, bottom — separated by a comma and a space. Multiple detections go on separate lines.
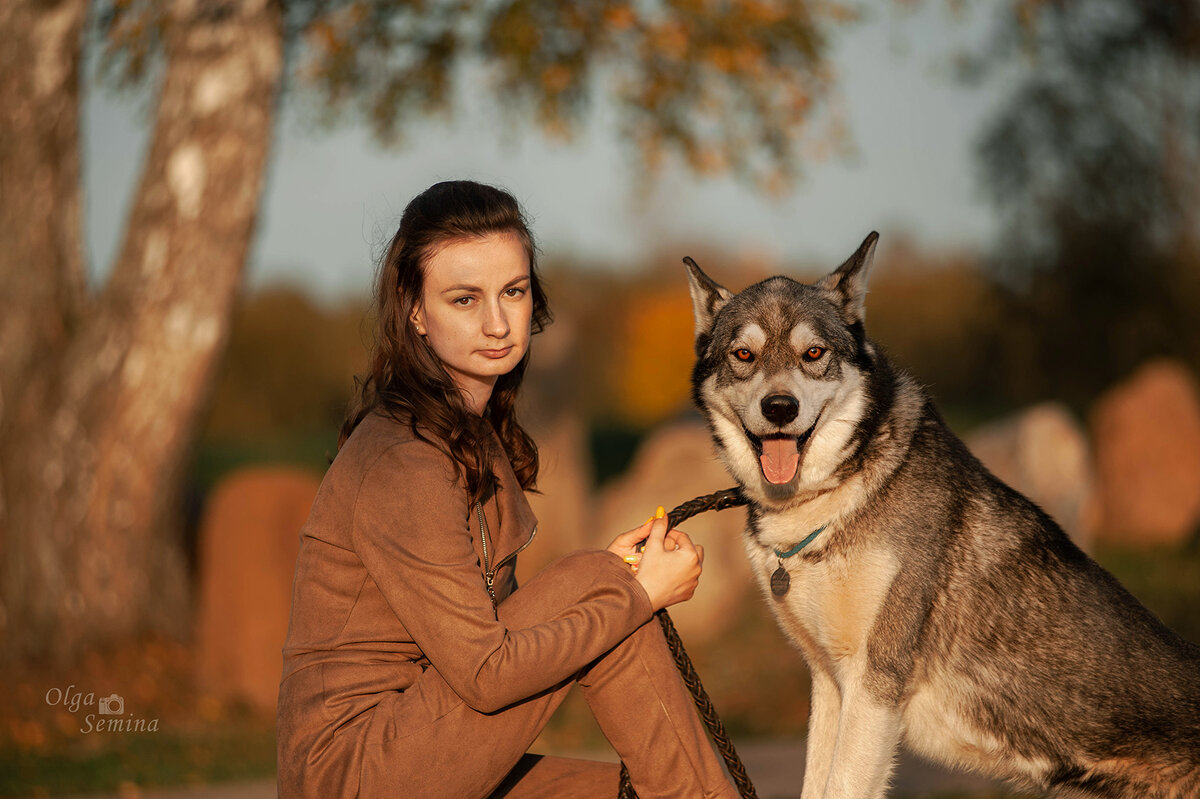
505, 287, 526, 298
453, 296, 474, 307
733, 348, 755, 362
804, 347, 826, 362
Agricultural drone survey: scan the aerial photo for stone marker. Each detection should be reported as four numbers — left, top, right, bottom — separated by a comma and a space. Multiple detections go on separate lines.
195, 466, 320, 712
965, 402, 1097, 550
1089, 359, 1200, 547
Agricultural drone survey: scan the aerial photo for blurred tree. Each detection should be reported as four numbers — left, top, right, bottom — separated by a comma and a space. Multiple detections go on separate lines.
0, 0, 284, 668
203, 288, 367, 439
861, 237, 1006, 415
976, 0, 1200, 405
611, 286, 696, 426
0, 0, 857, 664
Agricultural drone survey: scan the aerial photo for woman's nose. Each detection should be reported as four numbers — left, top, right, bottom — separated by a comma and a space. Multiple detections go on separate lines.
483, 301, 510, 338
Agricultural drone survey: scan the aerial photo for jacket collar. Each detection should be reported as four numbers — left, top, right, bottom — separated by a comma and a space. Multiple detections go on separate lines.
480, 432, 538, 566
365, 406, 537, 563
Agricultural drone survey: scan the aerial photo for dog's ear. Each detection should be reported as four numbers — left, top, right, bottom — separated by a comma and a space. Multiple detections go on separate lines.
684, 256, 732, 339
818, 231, 879, 325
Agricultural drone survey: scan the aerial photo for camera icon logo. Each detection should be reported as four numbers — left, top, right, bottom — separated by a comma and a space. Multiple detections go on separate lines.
98, 694, 124, 715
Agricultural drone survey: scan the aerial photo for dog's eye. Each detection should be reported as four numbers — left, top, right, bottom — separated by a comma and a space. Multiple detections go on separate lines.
803, 347, 826, 362
733, 348, 755, 362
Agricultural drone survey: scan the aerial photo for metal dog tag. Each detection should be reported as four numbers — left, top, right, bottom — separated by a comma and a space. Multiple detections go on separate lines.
770, 564, 790, 598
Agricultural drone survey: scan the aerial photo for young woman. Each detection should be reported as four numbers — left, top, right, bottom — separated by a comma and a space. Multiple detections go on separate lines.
276, 180, 737, 799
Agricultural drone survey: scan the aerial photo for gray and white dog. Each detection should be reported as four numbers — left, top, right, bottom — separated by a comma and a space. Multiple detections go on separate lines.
685, 232, 1200, 799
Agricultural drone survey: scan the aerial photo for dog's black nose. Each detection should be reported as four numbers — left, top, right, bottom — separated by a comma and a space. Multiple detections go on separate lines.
761, 394, 800, 426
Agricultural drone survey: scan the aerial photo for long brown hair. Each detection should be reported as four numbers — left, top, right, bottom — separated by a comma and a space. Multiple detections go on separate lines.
339, 180, 552, 503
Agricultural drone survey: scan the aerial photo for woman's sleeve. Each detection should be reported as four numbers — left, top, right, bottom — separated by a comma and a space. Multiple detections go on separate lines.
350, 439, 654, 713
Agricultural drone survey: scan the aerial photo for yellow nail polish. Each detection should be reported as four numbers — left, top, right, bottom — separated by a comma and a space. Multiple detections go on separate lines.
655, 506, 666, 519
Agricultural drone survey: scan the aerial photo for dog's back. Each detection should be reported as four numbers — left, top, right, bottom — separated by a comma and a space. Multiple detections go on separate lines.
891, 403, 1200, 796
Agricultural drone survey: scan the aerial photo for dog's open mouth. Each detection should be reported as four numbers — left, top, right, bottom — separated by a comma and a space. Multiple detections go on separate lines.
744, 417, 819, 485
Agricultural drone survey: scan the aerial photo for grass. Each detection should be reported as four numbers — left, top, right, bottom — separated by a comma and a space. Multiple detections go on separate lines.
0, 636, 276, 798
0, 718, 275, 798
1093, 539, 1200, 644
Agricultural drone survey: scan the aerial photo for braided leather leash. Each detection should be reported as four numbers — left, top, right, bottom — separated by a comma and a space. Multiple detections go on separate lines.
617, 487, 756, 799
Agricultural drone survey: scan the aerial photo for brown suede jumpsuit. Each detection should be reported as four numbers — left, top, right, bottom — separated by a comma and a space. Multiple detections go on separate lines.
276, 408, 735, 798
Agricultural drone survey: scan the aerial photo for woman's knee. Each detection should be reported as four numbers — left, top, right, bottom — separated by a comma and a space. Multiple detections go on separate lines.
498, 550, 622, 625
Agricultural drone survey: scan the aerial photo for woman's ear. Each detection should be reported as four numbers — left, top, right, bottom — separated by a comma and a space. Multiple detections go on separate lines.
410, 304, 427, 336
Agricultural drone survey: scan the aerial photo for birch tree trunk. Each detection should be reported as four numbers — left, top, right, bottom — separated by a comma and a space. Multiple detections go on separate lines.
0, 0, 284, 666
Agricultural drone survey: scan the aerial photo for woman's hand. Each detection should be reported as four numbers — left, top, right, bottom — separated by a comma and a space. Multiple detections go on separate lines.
608, 513, 704, 611
606, 521, 650, 566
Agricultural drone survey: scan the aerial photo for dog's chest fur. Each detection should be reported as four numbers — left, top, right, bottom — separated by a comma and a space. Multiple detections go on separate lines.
746, 508, 899, 679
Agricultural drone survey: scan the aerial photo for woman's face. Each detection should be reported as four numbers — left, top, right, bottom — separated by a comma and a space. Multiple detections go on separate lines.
411, 232, 533, 414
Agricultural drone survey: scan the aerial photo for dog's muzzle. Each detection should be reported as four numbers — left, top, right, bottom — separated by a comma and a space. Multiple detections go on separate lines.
745, 396, 822, 486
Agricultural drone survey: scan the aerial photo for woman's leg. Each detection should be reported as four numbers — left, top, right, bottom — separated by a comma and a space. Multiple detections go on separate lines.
358, 551, 627, 798
577, 617, 737, 799
359, 550, 733, 798
359, 665, 615, 799
501, 552, 736, 798
488, 753, 619, 798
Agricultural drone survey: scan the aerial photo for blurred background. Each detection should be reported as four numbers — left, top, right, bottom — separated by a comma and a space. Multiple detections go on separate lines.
2, 1, 1198, 797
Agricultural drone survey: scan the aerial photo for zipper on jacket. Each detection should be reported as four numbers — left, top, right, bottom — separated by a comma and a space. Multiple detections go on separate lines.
472, 499, 540, 604
494, 525, 536, 575
476, 501, 497, 607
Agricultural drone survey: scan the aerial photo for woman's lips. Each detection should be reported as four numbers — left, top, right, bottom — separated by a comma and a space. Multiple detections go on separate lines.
477, 346, 513, 359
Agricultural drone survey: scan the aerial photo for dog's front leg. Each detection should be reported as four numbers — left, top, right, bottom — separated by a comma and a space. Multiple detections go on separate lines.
800, 667, 840, 799
819, 688, 901, 799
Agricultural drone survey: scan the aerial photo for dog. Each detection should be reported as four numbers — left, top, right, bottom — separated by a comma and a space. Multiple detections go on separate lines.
684, 232, 1200, 799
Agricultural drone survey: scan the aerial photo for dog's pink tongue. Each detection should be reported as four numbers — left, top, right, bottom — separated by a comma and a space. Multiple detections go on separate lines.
760, 438, 799, 484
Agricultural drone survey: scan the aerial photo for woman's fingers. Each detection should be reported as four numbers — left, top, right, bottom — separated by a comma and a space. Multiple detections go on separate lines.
632, 518, 706, 610
609, 526, 645, 550
608, 517, 658, 564
617, 507, 706, 599
644, 511, 669, 552
667, 530, 697, 554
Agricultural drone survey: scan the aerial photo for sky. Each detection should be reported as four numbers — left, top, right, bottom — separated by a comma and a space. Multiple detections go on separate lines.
83, 3, 1020, 302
